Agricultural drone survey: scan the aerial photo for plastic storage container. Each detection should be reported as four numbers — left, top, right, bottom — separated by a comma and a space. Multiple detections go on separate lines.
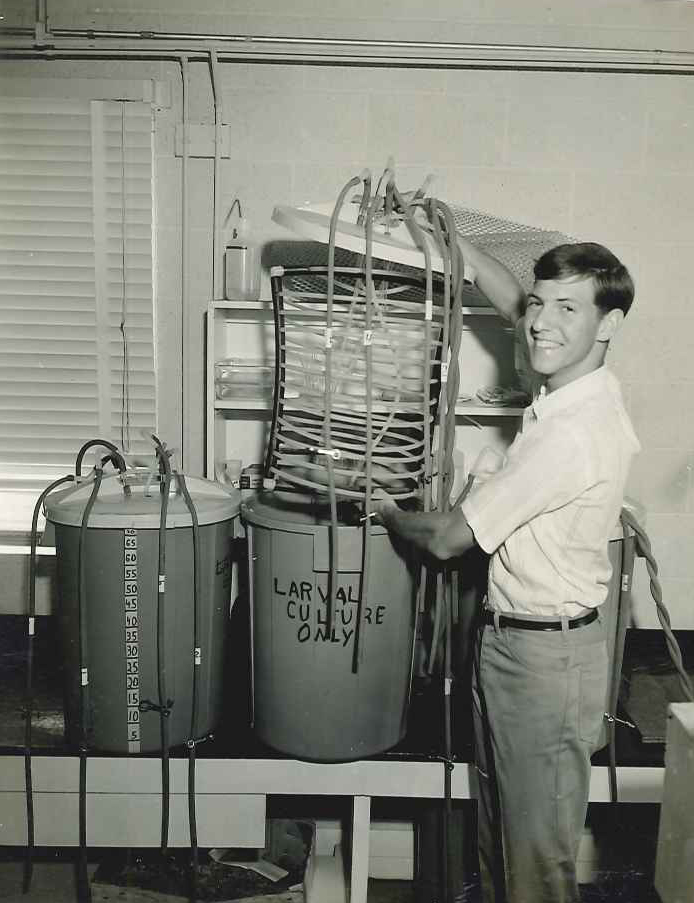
215, 357, 273, 400
242, 492, 419, 762
45, 473, 241, 753
224, 219, 261, 302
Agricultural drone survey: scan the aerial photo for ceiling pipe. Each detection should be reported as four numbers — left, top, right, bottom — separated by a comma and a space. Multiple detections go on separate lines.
209, 49, 224, 303
34, 0, 48, 43
2, 29, 694, 73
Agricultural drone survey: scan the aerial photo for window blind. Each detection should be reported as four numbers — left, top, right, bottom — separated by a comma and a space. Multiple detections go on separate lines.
0, 97, 156, 473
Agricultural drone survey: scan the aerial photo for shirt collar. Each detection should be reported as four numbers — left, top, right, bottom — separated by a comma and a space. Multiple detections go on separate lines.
530, 366, 615, 421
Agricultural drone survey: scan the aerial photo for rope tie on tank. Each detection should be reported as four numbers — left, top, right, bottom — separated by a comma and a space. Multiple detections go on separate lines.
138, 698, 174, 716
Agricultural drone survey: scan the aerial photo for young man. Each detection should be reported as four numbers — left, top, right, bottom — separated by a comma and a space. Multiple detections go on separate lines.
374, 241, 640, 903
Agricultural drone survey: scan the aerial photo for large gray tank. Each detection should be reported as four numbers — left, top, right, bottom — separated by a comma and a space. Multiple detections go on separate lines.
242, 492, 419, 762
46, 472, 241, 754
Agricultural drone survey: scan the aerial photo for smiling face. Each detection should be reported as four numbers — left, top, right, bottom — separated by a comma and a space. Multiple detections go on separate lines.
524, 275, 623, 392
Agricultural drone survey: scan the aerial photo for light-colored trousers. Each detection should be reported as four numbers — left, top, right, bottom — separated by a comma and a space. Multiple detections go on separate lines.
472, 612, 608, 903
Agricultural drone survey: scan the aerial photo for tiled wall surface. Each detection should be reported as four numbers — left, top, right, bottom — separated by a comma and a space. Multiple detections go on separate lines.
2, 1, 693, 625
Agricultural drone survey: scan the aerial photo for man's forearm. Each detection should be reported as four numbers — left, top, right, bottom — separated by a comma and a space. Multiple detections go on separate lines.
378, 504, 476, 561
457, 235, 524, 324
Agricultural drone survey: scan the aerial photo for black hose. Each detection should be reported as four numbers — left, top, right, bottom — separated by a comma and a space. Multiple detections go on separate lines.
188, 741, 198, 901
151, 435, 174, 855
74, 439, 127, 477
325, 456, 339, 641
77, 467, 104, 903
175, 473, 201, 742
433, 199, 467, 903
352, 192, 380, 673
324, 177, 361, 641
607, 529, 626, 805
23, 474, 76, 894
78, 750, 90, 902
175, 472, 201, 901
440, 575, 452, 903
606, 519, 638, 804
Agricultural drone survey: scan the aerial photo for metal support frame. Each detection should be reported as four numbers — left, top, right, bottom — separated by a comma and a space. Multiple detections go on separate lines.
0, 754, 665, 903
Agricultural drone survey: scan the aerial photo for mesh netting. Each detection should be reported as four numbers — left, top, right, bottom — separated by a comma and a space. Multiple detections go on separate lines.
446, 204, 573, 289
266, 208, 572, 290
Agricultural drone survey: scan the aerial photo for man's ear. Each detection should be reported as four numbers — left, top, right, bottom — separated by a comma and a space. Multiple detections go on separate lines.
597, 308, 624, 343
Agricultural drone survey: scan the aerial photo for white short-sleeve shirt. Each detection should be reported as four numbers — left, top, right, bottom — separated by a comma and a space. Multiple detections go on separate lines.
461, 366, 640, 618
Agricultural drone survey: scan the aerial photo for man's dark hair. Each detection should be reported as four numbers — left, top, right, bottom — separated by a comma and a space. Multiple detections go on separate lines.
534, 242, 634, 316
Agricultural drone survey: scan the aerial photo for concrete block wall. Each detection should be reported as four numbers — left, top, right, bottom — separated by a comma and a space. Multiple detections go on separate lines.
1, 1, 693, 625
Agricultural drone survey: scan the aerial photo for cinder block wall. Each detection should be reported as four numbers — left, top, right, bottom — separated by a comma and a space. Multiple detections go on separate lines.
1, 0, 693, 625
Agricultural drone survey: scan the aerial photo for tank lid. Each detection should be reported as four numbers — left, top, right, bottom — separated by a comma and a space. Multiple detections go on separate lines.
242, 490, 388, 534
45, 472, 240, 529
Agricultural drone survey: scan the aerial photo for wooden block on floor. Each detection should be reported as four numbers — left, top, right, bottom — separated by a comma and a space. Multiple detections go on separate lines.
304, 847, 347, 903
92, 885, 303, 902
91, 886, 187, 903
220, 895, 302, 902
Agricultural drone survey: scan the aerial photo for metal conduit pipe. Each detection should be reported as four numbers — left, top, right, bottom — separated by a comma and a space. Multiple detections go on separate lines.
179, 55, 190, 468
208, 49, 223, 302
5, 24, 694, 73
34, 0, 47, 42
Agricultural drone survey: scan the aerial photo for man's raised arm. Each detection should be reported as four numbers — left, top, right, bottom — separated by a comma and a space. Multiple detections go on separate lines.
457, 234, 525, 325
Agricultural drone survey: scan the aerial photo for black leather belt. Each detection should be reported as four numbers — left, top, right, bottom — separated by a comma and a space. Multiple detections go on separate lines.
481, 608, 598, 631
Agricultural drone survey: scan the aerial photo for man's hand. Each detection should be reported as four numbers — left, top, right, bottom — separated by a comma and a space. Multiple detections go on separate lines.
368, 488, 476, 561
370, 488, 398, 526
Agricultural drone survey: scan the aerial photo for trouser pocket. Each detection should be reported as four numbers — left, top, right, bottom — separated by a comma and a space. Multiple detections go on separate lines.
578, 640, 609, 747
